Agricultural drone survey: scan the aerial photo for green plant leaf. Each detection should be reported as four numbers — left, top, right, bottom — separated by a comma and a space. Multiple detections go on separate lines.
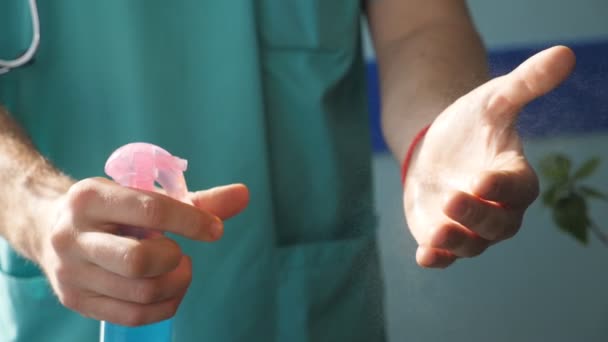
573, 157, 600, 180
552, 193, 590, 245
539, 154, 571, 184
542, 185, 559, 206
542, 182, 575, 208
579, 185, 608, 201
542, 184, 572, 207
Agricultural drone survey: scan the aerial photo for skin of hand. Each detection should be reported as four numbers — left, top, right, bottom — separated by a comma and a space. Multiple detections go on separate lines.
403, 46, 576, 268
35, 178, 249, 326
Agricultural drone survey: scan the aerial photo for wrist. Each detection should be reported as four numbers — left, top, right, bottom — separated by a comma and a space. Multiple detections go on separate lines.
30, 194, 67, 265
401, 124, 431, 186
16, 165, 73, 264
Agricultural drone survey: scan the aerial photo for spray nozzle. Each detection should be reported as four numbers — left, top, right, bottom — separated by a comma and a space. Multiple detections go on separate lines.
105, 142, 190, 203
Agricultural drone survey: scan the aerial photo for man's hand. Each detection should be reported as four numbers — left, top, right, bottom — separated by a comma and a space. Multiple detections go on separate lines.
404, 46, 576, 268
36, 178, 249, 326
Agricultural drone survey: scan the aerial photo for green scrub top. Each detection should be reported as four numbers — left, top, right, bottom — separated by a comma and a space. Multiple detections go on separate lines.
0, 1, 385, 341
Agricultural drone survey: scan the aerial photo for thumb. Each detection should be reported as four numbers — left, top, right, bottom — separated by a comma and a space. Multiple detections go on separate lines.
190, 183, 250, 220
485, 45, 576, 121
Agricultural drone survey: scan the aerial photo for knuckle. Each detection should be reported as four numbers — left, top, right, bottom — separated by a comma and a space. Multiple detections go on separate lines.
484, 226, 503, 241
123, 309, 148, 327
164, 240, 184, 269
173, 210, 202, 240
462, 240, 489, 258
446, 194, 477, 225
416, 258, 432, 268
122, 245, 149, 277
133, 281, 161, 304
416, 254, 444, 269
176, 256, 193, 291
483, 174, 503, 198
486, 92, 516, 115
502, 228, 517, 241
502, 218, 523, 241
189, 212, 206, 238
58, 289, 81, 311
177, 271, 193, 295
138, 195, 165, 228
430, 224, 462, 249
488, 213, 522, 241
167, 301, 180, 318
49, 227, 74, 254
463, 204, 480, 225
66, 179, 103, 213
159, 300, 180, 322
184, 265, 193, 286
53, 262, 73, 284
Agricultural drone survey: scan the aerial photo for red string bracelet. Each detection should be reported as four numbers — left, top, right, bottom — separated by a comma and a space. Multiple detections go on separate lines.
400, 124, 431, 185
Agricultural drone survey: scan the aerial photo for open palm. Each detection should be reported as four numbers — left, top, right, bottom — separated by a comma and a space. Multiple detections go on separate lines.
404, 46, 576, 268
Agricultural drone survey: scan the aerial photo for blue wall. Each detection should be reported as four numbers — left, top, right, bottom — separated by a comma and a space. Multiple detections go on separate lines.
367, 40, 608, 152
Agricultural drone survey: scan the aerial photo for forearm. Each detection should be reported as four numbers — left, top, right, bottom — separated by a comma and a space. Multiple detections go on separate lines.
0, 105, 73, 263
373, 13, 489, 163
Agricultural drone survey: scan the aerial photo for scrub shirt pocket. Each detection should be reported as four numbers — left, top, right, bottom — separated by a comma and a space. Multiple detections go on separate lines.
258, 0, 362, 51
276, 232, 385, 342
0, 269, 97, 341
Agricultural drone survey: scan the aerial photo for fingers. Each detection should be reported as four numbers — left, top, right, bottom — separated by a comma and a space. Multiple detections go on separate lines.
70, 255, 192, 305
51, 177, 249, 325
471, 167, 539, 209
61, 288, 185, 327
443, 190, 523, 241
417, 187, 525, 267
49, 237, 190, 325
485, 46, 575, 120
74, 232, 183, 278
67, 178, 223, 241
190, 184, 250, 220
428, 221, 490, 257
416, 247, 457, 269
